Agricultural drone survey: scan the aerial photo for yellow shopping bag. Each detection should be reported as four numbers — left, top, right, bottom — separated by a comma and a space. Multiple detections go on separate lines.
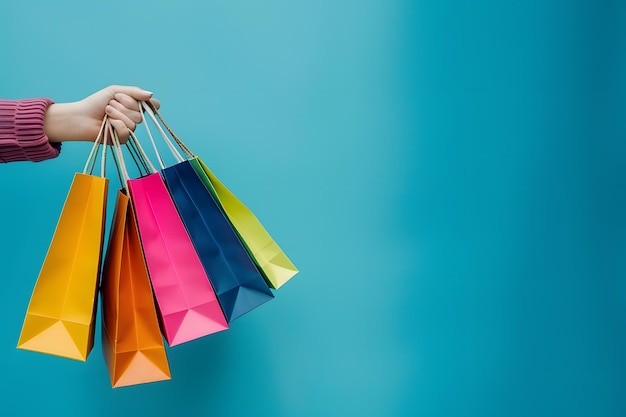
17, 122, 109, 361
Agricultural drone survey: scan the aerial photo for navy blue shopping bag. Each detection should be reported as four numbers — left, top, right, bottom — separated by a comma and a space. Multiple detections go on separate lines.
162, 160, 274, 322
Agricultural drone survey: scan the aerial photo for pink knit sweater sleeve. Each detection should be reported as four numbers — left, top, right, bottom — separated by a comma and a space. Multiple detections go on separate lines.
0, 98, 61, 163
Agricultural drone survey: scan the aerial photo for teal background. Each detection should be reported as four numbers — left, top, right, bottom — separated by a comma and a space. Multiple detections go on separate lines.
1, 1, 625, 416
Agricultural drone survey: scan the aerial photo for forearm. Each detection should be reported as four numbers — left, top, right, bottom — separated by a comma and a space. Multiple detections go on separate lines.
0, 98, 61, 163
1, 85, 156, 163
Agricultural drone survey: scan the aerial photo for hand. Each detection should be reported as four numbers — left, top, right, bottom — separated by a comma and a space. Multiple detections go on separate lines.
43, 85, 160, 143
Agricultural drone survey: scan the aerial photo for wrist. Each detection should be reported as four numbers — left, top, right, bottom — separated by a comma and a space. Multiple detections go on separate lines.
44, 102, 82, 142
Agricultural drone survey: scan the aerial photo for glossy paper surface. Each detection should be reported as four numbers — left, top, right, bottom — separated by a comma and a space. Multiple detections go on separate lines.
128, 173, 228, 346
190, 158, 298, 289
163, 161, 273, 322
17, 173, 107, 361
101, 191, 171, 388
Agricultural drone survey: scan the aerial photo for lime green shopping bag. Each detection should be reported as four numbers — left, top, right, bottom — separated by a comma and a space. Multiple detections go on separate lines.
189, 157, 298, 289
146, 103, 298, 289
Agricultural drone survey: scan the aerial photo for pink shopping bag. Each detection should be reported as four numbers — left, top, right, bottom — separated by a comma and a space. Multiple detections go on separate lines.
128, 172, 228, 346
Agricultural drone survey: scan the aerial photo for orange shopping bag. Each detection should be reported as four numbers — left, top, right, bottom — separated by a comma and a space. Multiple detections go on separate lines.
101, 125, 171, 388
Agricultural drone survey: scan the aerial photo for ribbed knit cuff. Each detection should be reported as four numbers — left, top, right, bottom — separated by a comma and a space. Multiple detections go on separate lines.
0, 98, 62, 163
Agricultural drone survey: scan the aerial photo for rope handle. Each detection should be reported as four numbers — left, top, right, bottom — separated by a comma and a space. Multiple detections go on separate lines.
107, 122, 130, 192
128, 129, 158, 174
142, 101, 196, 159
82, 116, 108, 177
107, 121, 161, 192
140, 101, 183, 169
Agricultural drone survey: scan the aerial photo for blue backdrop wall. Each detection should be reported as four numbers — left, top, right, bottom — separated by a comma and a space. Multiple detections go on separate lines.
1, 1, 625, 416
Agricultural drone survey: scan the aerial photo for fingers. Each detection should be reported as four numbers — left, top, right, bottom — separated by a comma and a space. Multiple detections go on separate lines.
108, 119, 130, 144
108, 90, 160, 118
149, 97, 160, 110
105, 103, 135, 143
106, 91, 157, 133
100, 85, 160, 144
111, 93, 143, 123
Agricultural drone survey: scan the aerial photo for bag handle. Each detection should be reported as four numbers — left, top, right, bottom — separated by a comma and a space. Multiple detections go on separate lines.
145, 101, 196, 159
107, 121, 163, 193
107, 122, 131, 192
107, 121, 160, 191
125, 132, 152, 177
82, 117, 108, 177
128, 129, 158, 174
139, 101, 184, 169
140, 101, 198, 162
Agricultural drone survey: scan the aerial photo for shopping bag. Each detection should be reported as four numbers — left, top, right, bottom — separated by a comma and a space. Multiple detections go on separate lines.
128, 170, 228, 346
191, 158, 298, 289
145, 102, 298, 289
162, 160, 274, 322
101, 190, 171, 387
138, 104, 274, 321
17, 123, 109, 361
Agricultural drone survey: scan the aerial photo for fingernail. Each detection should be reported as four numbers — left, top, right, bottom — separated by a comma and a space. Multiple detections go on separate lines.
143, 90, 154, 95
